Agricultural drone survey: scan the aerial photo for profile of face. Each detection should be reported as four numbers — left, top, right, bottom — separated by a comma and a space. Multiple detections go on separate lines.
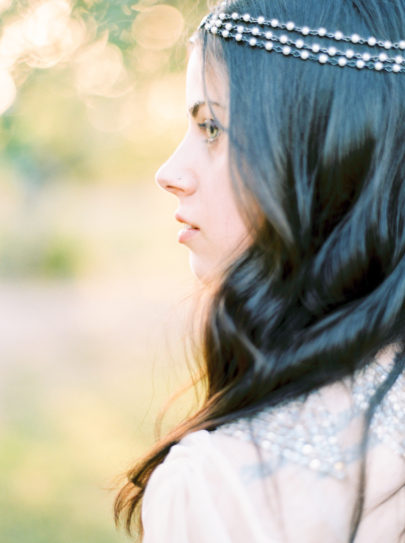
155, 46, 250, 281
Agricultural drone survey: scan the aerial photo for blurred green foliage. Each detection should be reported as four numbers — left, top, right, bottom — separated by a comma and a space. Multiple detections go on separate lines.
0, 355, 194, 543
0, 0, 206, 184
0, 232, 82, 277
0, 2, 203, 542
0, 0, 207, 277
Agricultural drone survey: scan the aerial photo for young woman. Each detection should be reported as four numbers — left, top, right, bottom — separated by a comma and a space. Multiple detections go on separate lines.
116, 0, 405, 541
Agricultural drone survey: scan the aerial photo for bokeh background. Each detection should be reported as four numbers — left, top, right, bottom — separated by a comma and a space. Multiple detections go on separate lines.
0, 1, 208, 541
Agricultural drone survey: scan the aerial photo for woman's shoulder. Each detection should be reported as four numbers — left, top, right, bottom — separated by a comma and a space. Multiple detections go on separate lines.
143, 428, 254, 500
142, 350, 405, 542
142, 429, 275, 543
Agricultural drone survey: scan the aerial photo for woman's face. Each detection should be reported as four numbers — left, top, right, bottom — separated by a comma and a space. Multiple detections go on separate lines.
155, 46, 250, 280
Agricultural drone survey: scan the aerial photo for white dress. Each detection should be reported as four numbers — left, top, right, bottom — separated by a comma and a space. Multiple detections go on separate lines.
142, 350, 405, 542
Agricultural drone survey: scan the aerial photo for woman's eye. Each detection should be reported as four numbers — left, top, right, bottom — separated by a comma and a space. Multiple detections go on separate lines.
198, 119, 220, 143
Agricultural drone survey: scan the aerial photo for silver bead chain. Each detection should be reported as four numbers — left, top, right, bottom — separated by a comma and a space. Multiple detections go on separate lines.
200, 12, 405, 74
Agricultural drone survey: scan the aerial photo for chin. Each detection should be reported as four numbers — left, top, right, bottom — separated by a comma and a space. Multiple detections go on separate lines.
189, 253, 210, 282
189, 252, 226, 283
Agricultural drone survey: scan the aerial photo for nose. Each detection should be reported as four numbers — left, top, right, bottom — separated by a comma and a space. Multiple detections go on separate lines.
155, 138, 197, 197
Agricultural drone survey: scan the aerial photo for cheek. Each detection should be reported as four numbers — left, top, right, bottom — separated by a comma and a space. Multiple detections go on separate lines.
208, 174, 248, 246
190, 147, 251, 279
189, 205, 249, 281
200, 178, 250, 273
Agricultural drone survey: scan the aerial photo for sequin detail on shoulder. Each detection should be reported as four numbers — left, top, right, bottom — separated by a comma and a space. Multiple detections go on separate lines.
217, 360, 405, 480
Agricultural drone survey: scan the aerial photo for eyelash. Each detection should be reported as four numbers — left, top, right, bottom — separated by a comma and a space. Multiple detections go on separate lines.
198, 119, 221, 144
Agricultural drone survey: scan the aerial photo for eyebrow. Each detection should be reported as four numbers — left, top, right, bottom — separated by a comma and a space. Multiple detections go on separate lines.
188, 100, 223, 118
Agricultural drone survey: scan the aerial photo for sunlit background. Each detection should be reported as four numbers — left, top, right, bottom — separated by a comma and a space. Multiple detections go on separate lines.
0, 1, 208, 541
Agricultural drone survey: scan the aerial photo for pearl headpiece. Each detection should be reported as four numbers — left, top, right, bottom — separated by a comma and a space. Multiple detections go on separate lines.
199, 11, 405, 74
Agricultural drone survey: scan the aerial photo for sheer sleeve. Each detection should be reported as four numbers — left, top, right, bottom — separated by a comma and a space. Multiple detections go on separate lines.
141, 430, 278, 543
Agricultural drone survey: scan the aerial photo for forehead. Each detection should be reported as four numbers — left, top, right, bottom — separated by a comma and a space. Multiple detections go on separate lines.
186, 46, 227, 110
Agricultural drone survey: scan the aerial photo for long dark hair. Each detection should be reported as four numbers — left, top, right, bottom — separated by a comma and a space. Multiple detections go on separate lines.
115, 0, 405, 540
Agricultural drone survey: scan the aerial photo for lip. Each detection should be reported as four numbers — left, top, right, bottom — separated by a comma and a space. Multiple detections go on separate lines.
175, 212, 199, 229
175, 212, 200, 244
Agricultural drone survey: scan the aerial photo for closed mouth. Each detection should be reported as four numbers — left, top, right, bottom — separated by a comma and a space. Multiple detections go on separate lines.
175, 212, 200, 230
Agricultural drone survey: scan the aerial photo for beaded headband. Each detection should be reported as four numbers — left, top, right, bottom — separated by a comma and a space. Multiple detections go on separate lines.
199, 10, 405, 74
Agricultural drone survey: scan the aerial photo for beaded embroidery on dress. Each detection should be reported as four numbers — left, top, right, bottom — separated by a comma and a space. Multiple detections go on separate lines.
216, 348, 405, 483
